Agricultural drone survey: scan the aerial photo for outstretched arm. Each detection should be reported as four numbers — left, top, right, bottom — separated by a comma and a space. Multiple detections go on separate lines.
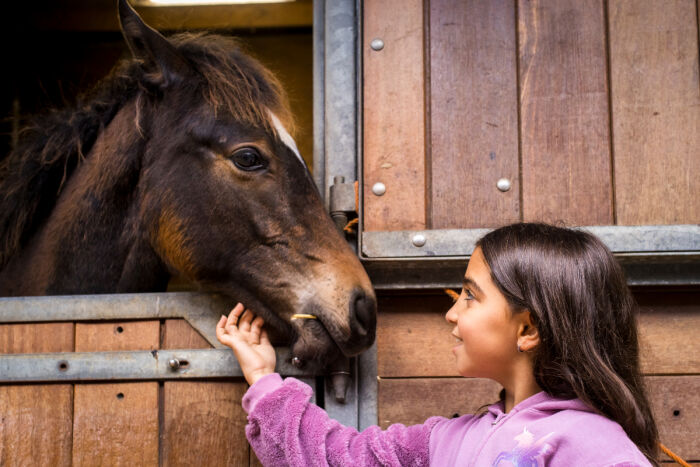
216, 305, 441, 467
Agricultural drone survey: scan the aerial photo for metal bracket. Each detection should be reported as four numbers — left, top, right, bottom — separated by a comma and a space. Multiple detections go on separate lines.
329, 175, 357, 231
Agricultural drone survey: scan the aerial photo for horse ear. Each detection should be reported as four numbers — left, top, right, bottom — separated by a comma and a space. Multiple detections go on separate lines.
118, 0, 192, 86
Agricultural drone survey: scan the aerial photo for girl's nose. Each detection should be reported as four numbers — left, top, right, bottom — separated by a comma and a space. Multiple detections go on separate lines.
445, 303, 457, 323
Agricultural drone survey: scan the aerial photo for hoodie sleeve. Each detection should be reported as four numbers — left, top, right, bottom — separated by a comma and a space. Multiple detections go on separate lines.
242, 373, 443, 467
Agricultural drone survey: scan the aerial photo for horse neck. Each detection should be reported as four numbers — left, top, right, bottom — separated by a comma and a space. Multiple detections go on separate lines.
0, 101, 169, 296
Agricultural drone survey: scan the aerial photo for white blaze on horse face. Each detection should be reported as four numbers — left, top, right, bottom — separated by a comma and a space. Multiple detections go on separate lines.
268, 111, 306, 168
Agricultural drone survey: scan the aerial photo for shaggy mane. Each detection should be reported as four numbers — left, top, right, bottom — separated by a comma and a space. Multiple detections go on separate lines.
0, 32, 291, 269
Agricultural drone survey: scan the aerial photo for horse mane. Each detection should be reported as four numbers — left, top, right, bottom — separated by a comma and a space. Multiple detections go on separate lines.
0, 32, 291, 269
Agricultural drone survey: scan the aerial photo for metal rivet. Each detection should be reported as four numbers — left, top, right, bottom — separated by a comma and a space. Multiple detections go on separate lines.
497, 178, 511, 192
412, 234, 426, 247
370, 38, 384, 51
168, 358, 180, 370
372, 182, 386, 196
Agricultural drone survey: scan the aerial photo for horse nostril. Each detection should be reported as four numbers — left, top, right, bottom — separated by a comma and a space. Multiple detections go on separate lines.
352, 291, 376, 336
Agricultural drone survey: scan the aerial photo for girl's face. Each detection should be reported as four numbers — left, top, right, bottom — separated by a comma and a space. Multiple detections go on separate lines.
445, 247, 521, 383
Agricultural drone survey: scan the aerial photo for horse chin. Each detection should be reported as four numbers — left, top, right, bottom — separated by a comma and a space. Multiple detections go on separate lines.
289, 318, 340, 372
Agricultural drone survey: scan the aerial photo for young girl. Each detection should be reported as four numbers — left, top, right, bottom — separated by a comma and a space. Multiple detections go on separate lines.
216, 223, 658, 466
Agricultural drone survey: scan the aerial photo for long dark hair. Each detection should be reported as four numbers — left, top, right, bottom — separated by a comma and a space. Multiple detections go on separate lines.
477, 223, 658, 465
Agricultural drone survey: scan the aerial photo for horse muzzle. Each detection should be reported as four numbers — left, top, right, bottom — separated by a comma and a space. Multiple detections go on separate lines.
291, 287, 377, 362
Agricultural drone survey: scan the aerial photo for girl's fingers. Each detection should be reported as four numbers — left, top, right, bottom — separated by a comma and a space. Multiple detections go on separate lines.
239, 309, 254, 332
250, 316, 265, 343
216, 316, 233, 346
260, 328, 271, 345
226, 303, 245, 329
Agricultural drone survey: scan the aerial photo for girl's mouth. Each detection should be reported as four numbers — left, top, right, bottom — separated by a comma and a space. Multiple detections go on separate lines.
451, 333, 463, 354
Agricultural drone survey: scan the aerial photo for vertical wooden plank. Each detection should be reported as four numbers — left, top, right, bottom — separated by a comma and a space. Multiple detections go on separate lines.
0, 324, 74, 467
430, 0, 520, 229
72, 321, 159, 466
162, 319, 249, 467
519, 0, 613, 225
609, 0, 700, 225
363, 0, 426, 231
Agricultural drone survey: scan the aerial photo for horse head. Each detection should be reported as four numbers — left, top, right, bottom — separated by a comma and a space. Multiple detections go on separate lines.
117, 1, 376, 369
0, 0, 376, 373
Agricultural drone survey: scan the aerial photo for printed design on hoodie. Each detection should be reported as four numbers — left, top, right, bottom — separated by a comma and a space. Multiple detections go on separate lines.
492, 427, 554, 467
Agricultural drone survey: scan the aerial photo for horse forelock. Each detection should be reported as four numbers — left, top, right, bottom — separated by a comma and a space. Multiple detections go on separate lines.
170, 32, 295, 142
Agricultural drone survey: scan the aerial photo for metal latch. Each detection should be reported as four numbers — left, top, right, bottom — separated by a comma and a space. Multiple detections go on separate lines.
329, 175, 358, 232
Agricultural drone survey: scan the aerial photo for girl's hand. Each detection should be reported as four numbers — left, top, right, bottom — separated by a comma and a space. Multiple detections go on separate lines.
216, 303, 276, 386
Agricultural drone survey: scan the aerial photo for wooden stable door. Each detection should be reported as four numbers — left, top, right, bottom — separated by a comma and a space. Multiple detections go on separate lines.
0, 320, 252, 466
363, 0, 700, 231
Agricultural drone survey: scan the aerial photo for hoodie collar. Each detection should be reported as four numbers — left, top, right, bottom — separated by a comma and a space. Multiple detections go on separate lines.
488, 391, 593, 418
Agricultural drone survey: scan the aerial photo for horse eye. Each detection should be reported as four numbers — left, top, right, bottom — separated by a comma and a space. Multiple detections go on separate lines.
230, 148, 266, 171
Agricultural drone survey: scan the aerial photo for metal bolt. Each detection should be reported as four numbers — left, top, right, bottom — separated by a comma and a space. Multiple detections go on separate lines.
168, 358, 181, 370
497, 178, 511, 192
291, 357, 304, 368
372, 182, 386, 196
370, 38, 384, 51
412, 234, 426, 247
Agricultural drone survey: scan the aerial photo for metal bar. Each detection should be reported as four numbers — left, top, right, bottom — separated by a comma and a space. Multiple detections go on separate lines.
313, 0, 326, 198
358, 341, 378, 431
0, 292, 231, 349
324, 0, 357, 198
362, 225, 700, 258
0, 348, 312, 383
364, 255, 700, 289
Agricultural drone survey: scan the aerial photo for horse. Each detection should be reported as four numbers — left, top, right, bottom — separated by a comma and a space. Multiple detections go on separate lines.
0, 0, 376, 379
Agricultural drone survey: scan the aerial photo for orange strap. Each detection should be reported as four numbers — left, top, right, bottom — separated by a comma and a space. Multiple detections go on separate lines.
659, 443, 691, 467
343, 218, 358, 233
444, 288, 460, 301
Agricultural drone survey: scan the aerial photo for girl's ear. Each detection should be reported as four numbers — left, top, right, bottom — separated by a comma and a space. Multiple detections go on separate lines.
517, 311, 540, 353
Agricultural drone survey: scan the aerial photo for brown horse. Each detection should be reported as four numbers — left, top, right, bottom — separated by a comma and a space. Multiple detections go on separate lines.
0, 0, 376, 372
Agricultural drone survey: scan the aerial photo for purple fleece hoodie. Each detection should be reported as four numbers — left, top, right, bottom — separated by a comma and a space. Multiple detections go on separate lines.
242, 373, 651, 466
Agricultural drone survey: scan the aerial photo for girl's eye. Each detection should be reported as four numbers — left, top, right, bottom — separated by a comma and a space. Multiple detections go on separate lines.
464, 289, 475, 300
230, 147, 266, 171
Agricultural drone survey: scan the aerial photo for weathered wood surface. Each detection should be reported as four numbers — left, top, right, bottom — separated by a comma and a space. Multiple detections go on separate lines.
162, 319, 249, 467
378, 291, 700, 377
646, 375, 700, 461
377, 294, 456, 377
363, 0, 426, 231
636, 291, 700, 374
0, 323, 74, 467
362, 0, 698, 231
518, 0, 613, 225
609, 0, 700, 225
378, 377, 501, 429
429, 0, 520, 229
72, 321, 159, 466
